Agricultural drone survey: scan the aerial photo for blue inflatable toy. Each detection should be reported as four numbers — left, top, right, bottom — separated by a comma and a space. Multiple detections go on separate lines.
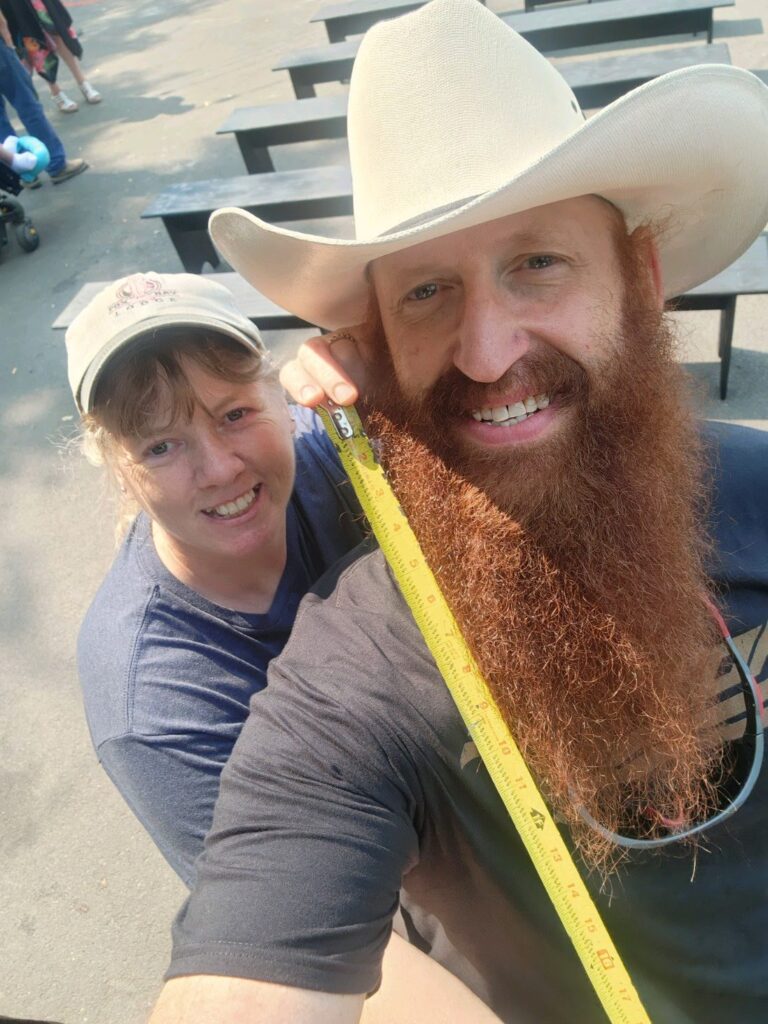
16, 135, 50, 182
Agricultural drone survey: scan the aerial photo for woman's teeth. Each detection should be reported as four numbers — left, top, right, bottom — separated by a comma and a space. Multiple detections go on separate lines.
205, 487, 258, 518
471, 394, 550, 426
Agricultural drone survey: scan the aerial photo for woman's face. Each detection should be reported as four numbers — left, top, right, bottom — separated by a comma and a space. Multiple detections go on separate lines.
117, 359, 296, 570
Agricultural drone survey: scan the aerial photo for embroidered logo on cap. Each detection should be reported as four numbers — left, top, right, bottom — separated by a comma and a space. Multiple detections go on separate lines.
108, 274, 179, 317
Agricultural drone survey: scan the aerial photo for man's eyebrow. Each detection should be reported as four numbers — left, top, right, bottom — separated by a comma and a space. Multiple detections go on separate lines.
386, 229, 580, 284
499, 229, 575, 251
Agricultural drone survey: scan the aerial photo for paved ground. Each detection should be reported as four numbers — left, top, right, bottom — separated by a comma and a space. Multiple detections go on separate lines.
1, 1, 766, 1021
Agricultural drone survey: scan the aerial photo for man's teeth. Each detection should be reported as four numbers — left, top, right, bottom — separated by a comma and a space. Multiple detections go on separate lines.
206, 487, 258, 518
471, 394, 550, 425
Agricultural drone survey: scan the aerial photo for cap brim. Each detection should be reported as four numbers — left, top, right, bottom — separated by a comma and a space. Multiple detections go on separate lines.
78, 311, 264, 414
210, 65, 768, 329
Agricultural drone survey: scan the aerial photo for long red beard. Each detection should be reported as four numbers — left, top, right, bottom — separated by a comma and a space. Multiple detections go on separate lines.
362, 246, 723, 872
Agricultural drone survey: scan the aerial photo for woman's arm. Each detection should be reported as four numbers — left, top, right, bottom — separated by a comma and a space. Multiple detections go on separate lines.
97, 730, 227, 886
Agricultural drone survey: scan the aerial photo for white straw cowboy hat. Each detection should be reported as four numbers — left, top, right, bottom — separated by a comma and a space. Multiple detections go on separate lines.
209, 0, 768, 330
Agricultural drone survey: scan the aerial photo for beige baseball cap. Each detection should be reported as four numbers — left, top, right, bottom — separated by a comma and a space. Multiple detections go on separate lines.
65, 272, 266, 413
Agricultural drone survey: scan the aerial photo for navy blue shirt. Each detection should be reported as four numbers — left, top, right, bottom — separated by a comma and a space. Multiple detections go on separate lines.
78, 408, 364, 885
168, 422, 768, 1023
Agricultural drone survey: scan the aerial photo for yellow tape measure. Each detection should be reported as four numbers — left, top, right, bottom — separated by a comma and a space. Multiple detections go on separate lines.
319, 402, 651, 1024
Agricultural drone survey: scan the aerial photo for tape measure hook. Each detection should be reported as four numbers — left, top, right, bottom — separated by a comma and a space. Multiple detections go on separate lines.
323, 401, 355, 440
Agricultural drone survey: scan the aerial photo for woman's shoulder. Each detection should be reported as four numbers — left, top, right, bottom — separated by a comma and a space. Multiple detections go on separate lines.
79, 513, 279, 747
77, 517, 163, 744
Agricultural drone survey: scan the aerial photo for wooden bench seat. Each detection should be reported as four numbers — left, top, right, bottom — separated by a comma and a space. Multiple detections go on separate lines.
229, 44, 728, 166
52, 274, 313, 332
54, 235, 768, 398
511, 0, 732, 51
670, 234, 768, 399
312, 0, 446, 44
308, 0, 731, 48
280, 0, 733, 97
525, 0, 595, 10
217, 95, 349, 174
140, 165, 353, 273
561, 42, 730, 107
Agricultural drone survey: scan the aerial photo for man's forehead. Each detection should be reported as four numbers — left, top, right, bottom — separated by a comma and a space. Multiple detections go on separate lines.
370, 195, 620, 280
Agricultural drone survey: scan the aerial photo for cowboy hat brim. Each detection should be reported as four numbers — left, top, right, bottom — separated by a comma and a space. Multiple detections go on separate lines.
209, 65, 768, 330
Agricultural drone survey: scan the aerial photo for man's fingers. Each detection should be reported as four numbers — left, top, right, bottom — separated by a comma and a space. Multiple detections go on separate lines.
279, 359, 327, 408
280, 331, 368, 407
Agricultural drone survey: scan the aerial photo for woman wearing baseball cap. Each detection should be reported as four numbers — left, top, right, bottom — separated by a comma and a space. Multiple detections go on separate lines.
66, 272, 499, 1024
66, 271, 365, 887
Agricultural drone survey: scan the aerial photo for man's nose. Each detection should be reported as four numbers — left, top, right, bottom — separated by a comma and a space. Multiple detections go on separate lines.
453, 289, 531, 383
194, 433, 246, 486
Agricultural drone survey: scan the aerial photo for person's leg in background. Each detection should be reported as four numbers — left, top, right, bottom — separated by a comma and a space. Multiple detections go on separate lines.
0, 44, 85, 182
0, 43, 65, 170
50, 34, 100, 104
0, 93, 16, 141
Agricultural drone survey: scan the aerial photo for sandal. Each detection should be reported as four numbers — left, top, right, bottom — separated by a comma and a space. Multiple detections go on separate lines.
80, 81, 102, 104
53, 91, 79, 113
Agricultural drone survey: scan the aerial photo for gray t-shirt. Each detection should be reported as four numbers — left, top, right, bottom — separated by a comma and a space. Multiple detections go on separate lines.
168, 422, 768, 1023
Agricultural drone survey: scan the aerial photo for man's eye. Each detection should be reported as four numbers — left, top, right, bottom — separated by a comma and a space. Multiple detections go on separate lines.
524, 255, 558, 270
406, 282, 439, 302
225, 408, 246, 423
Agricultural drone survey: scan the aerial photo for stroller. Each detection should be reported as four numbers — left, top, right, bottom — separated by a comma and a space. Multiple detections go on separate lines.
0, 161, 40, 260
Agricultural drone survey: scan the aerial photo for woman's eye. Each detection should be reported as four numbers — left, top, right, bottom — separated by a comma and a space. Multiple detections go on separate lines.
406, 282, 439, 302
225, 407, 247, 423
147, 441, 171, 458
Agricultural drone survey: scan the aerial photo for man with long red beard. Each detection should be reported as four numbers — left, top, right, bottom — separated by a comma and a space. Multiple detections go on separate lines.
149, 1, 768, 1022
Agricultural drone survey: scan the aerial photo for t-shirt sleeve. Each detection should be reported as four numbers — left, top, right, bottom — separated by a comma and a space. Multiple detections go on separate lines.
98, 731, 224, 887
166, 601, 422, 994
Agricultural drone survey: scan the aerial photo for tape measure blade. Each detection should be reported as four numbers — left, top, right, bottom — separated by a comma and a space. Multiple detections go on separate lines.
319, 405, 651, 1024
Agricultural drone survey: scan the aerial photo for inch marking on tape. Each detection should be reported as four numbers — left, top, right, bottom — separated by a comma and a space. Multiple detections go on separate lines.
320, 403, 651, 1024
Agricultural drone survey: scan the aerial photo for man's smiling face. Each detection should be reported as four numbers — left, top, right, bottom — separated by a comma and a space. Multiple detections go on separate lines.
370, 195, 659, 461
364, 202, 723, 869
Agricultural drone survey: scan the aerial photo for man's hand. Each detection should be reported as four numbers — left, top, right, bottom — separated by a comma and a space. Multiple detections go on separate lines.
280, 327, 369, 408
148, 975, 364, 1024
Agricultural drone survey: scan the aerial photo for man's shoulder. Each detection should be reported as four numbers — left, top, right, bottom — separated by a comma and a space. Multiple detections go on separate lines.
271, 540, 453, 727
306, 538, 400, 610
286, 540, 413, 659
703, 421, 768, 631
705, 419, 768, 478
704, 420, 768, 525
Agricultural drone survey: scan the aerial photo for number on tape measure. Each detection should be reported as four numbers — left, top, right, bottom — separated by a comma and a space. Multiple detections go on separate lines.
319, 403, 651, 1024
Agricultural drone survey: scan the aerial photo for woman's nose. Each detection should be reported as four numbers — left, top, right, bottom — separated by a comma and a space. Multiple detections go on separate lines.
194, 434, 246, 487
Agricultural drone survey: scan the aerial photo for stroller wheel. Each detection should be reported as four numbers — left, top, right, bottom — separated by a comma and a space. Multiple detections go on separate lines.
1, 195, 26, 225
16, 220, 40, 252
